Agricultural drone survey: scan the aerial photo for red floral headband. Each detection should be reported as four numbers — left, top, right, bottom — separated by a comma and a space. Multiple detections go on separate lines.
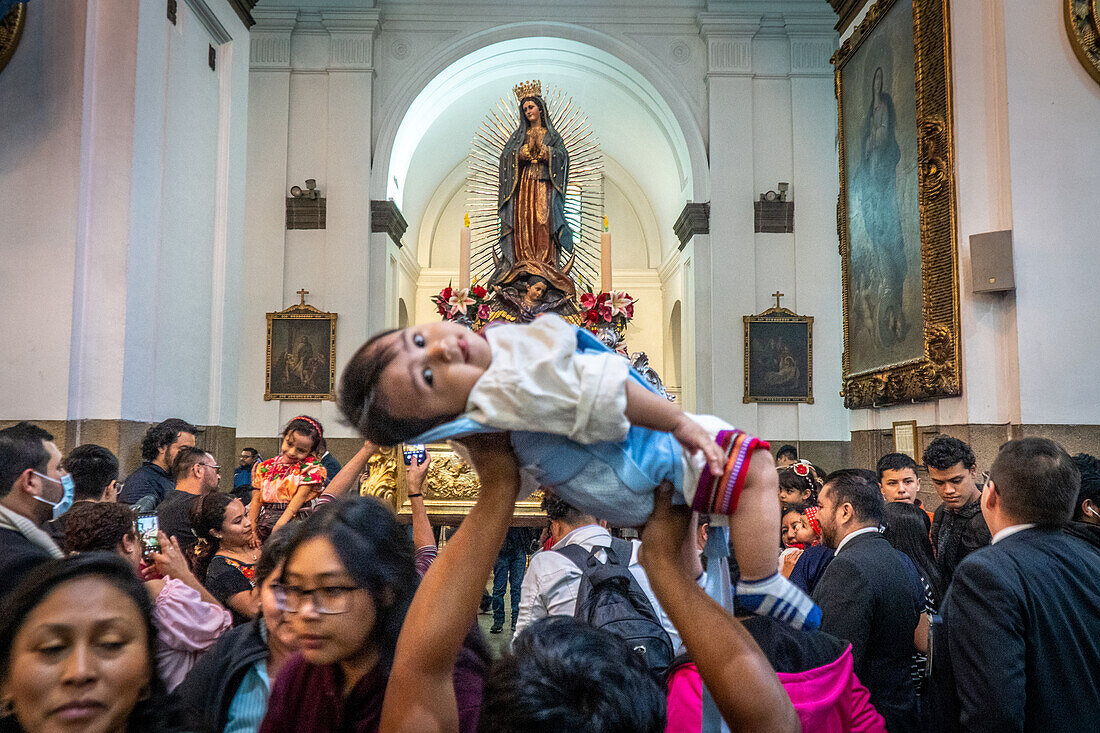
291, 415, 323, 439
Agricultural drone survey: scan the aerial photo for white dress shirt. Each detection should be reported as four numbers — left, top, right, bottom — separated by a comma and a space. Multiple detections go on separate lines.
512, 523, 688, 654
991, 523, 1038, 544
834, 525, 881, 554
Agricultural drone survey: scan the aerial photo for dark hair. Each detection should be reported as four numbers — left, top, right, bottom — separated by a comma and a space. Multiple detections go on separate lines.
0, 554, 174, 732
781, 501, 811, 520
188, 493, 236, 581
280, 496, 420, 672
822, 469, 885, 526
62, 502, 137, 554
776, 444, 798, 462
922, 435, 976, 471
338, 330, 457, 447
62, 444, 120, 501
171, 446, 210, 480
989, 438, 1079, 526
1071, 453, 1100, 521
242, 447, 260, 458
540, 492, 592, 525
256, 525, 297, 587
777, 465, 819, 505
876, 452, 918, 480
0, 422, 54, 498
882, 502, 944, 605
140, 418, 197, 462
282, 416, 323, 454
479, 616, 665, 733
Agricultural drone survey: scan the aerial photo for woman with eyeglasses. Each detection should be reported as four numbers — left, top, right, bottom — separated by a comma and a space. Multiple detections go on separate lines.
258, 495, 489, 732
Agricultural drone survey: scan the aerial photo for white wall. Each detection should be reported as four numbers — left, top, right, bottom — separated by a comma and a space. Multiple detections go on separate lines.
0, 1, 86, 420
0, 0, 250, 428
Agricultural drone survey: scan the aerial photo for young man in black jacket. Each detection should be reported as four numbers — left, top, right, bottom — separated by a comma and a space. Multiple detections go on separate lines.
923, 436, 990, 586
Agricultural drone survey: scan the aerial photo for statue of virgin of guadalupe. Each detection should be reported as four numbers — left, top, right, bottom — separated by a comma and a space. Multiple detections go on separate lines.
492, 80, 576, 297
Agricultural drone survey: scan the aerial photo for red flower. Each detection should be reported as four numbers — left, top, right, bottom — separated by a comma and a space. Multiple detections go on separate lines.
624, 303, 634, 319
436, 302, 447, 316
439, 286, 453, 301
471, 285, 487, 298
583, 309, 601, 325
599, 304, 613, 322
580, 292, 598, 310
597, 292, 610, 305
477, 303, 491, 320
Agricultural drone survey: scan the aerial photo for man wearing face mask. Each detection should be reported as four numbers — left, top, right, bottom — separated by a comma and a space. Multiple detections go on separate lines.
0, 422, 72, 599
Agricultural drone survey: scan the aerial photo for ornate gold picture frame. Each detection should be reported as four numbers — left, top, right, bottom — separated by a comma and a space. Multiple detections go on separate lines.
264, 301, 337, 401
1066, 0, 1100, 85
743, 306, 814, 404
834, 0, 961, 409
0, 3, 27, 75
360, 444, 547, 524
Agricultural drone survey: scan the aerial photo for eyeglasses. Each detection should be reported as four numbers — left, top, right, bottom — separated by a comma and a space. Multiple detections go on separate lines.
272, 584, 360, 615
199, 463, 221, 473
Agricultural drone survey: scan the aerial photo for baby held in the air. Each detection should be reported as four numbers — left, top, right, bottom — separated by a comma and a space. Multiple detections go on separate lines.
339, 314, 820, 629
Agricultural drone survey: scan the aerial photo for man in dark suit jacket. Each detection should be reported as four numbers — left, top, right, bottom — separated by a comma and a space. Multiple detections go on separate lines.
812, 469, 923, 733
940, 438, 1100, 733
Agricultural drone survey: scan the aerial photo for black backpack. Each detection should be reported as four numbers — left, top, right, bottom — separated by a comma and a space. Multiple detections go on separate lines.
555, 538, 675, 676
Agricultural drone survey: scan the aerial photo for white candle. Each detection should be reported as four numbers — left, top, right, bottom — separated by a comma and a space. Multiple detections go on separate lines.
600, 231, 612, 293
459, 224, 471, 290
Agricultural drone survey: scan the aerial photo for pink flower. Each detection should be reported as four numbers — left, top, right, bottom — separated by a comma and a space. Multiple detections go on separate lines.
580, 292, 598, 310
599, 304, 613, 322
477, 303, 491, 320
609, 291, 635, 318
447, 288, 474, 316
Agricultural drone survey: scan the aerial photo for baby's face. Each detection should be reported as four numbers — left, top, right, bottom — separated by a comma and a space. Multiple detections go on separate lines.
377, 321, 492, 420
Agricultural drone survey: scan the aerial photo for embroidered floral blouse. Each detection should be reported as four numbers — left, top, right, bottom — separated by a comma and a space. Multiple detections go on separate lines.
252, 457, 327, 504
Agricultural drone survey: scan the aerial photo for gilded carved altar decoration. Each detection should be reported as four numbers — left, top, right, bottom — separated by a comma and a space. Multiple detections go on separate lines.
0, 2, 27, 75
1066, 0, 1100, 85
833, 0, 961, 409
360, 444, 547, 522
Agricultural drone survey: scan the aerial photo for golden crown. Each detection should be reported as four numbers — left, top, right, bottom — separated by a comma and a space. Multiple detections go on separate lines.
513, 80, 542, 102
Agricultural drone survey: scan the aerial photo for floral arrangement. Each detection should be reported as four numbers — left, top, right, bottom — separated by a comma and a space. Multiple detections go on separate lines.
432, 283, 491, 322
579, 290, 636, 336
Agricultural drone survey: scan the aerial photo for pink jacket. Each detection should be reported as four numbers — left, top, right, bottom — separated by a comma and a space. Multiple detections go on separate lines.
665, 645, 885, 733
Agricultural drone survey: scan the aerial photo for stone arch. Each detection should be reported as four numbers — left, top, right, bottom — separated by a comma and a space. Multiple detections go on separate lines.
372, 24, 708, 214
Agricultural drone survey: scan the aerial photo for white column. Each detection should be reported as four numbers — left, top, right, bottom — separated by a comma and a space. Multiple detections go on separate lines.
320, 9, 380, 436
697, 13, 759, 425
237, 8, 296, 438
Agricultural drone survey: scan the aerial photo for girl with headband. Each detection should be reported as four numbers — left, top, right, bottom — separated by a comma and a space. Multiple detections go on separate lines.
248, 416, 327, 543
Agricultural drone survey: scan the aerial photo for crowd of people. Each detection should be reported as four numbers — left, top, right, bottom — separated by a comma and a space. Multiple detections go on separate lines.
0, 318, 1098, 732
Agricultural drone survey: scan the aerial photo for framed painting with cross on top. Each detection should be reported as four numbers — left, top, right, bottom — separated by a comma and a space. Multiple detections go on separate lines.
265, 289, 338, 401
743, 292, 814, 404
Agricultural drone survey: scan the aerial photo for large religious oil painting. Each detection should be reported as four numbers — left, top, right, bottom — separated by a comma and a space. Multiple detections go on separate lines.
265, 302, 337, 401
835, 0, 961, 408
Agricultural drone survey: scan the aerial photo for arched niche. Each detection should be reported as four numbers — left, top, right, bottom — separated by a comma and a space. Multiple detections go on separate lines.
377, 32, 703, 267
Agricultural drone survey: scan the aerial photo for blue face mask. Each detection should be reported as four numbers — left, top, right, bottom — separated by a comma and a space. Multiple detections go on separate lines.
32, 471, 75, 520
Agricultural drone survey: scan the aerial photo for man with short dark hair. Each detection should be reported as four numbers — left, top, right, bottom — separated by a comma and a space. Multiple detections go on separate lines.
776, 444, 799, 468
156, 445, 220, 552
232, 447, 260, 504
46, 444, 120, 542
922, 436, 991, 585
877, 452, 932, 529
940, 438, 1100, 732
119, 418, 197, 511
812, 469, 923, 733
0, 422, 67, 598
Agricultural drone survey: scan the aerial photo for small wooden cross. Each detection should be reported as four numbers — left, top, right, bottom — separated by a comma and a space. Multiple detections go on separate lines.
297, 288, 309, 306
772, 291, 784, 309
